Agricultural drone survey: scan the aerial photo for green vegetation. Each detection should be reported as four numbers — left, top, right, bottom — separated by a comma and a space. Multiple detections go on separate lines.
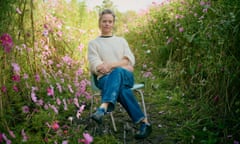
0, 0, 239, 143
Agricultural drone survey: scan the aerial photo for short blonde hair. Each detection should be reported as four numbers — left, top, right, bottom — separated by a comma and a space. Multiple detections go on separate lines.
98, 9, 116, 25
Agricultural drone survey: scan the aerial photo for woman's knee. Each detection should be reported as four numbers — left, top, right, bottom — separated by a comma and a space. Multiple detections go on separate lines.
112, 67, 124, 73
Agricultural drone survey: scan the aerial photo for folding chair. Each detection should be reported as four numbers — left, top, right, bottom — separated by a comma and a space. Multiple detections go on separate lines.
90, 74, 147, 132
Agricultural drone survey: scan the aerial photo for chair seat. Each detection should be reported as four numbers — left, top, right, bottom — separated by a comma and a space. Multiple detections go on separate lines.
131, 83, 144, 90
92, 83, 144, 91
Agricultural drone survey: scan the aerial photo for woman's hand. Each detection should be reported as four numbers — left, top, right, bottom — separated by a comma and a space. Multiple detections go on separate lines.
122, 65, 134, 72
97, 63, 112, 74
97, 58, 134, 74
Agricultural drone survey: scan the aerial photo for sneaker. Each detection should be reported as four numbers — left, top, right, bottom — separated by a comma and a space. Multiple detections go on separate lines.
134, 122, 152, 139
91, 108, 105, 124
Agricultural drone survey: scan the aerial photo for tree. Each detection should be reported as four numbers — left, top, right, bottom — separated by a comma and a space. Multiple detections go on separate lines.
95, 0, 117, 13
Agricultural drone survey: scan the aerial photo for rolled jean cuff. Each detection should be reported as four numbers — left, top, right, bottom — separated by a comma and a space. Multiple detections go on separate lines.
134, 116, 145, 124
102, 100, 116, 112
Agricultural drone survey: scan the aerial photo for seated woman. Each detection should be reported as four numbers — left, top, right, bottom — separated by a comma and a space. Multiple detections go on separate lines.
87, 9, 152, 139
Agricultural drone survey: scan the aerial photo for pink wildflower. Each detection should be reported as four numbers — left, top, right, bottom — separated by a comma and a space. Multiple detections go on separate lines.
0, 133, 3, 143
62, 140, 68, 144
13, 85, 19, 92
84, 92, 91, 99
22, 106, 30, 113
1, 86, 7, 93
0, 33, 14, 53
80, 105, 85, 112
57, 31, 62, 37
179, 27, 184, 33
44, 104, 49, 110
8, 130, 16, 138
43, 23, 48, 29
37, 99, 44, 106
16, 8, 22, 14
23, 73, 29, 79
62, 55, 73, 65
234, 140, 239, 144
31, 90, 37, 102
143, 71, 153, 78
74, 98, 80, 108
68, 84, 74, 93
56, 64, 61, 67
78, 43, 84, 52
49, 104, 58, 114
47, 86, 54, 97
56, 98, 61, 105
63, 99, 68, 110
200, 1, 205, 6
43, 30, 49, 37
51, 121, 60, 131
21, 129, 28, 142
76, 68, 83, 76
167, 37, 173, 45
12, 74, 21, 82
35, 74, 40, 82
76, 105, 85, 119
6, 139, 11, 144
78, 132, 93, 144
11, 63, 20, 73
83, 133, 93, 144
56, 83, 62, 93
2, 133, 11, 144
175, 14, 183, 19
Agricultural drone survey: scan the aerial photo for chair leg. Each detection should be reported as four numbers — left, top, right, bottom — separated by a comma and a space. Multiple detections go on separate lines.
90, 95, 94, 116
91, 94, 117, 132
110, 112, 117, 132
136, 89, 147, 119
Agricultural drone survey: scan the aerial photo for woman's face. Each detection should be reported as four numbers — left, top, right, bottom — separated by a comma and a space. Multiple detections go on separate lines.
99, 14, 114, 35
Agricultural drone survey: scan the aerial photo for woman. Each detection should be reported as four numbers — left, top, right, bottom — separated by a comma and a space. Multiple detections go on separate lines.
88, 9, 151, 139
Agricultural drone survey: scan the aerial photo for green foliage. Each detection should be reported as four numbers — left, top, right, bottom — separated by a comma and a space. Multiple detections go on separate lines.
94, 135, 121, 144
124, 0, 240, 143
95, 0, 117, 13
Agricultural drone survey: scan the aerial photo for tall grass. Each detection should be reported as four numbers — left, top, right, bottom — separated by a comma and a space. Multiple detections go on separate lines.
125, 0, 240, 143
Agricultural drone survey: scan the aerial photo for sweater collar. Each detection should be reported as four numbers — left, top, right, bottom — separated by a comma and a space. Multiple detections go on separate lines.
99, 35, 113, 38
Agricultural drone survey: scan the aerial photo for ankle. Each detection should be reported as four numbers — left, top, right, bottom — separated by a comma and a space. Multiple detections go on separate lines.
99, 103, 108, 112
141, 119, 150, 125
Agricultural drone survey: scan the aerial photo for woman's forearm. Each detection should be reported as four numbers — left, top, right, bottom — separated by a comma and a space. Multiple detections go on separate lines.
96, 57, 133, 74
110, 57, 129, 69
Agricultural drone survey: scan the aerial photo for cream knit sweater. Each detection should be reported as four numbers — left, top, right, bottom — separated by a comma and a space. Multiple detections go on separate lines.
88, 36, 135, 75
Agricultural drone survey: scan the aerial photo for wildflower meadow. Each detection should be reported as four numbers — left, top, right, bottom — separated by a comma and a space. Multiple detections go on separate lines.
0, 0, 239, 144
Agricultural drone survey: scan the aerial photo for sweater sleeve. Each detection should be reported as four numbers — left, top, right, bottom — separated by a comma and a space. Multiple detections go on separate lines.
121, 38, 135, 66
88, 41, 103, 74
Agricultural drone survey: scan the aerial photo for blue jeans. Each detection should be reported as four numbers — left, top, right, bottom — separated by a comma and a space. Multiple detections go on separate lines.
95, 67, 145, 124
